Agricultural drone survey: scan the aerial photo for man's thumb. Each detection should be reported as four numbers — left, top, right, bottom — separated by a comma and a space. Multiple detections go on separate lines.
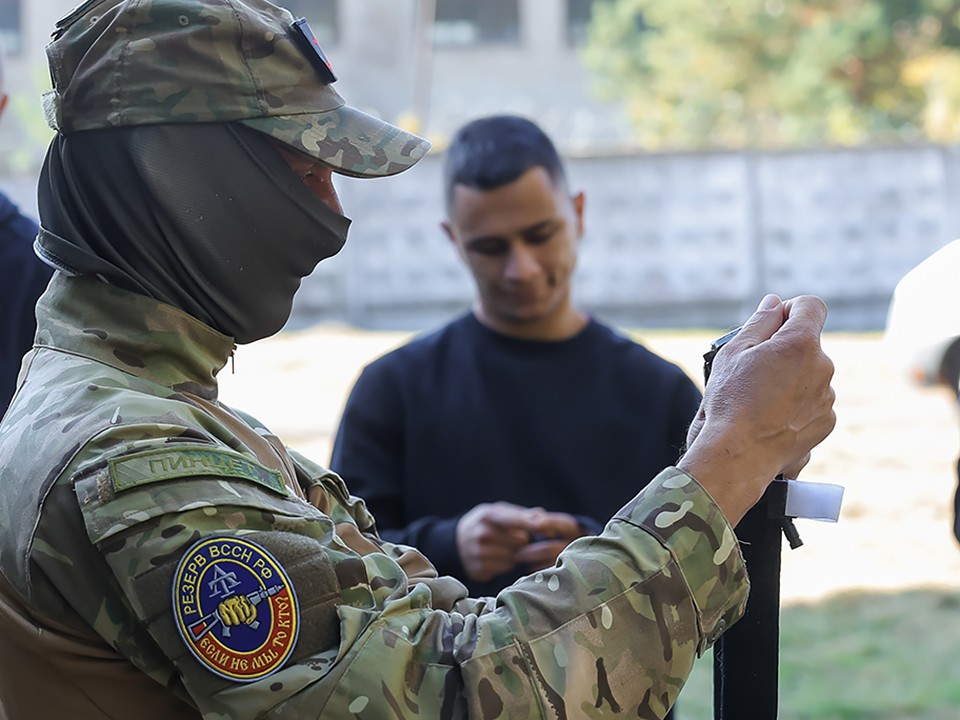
735, 293, 784, 346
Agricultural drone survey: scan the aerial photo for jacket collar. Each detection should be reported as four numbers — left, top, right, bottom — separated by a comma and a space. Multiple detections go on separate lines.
34, 273, 234, 400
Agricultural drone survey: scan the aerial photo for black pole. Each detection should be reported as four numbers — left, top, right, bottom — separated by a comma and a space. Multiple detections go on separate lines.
712, 493, 782, 719
702, 328, 785, 720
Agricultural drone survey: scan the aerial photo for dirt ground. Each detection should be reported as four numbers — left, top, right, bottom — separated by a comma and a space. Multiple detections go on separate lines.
218, 326, 960, 605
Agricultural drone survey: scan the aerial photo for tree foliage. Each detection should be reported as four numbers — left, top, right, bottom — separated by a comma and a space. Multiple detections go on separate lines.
582, 0, 960, 148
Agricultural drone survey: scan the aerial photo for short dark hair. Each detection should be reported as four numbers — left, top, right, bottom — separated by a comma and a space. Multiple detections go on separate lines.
443, 115, 567, 212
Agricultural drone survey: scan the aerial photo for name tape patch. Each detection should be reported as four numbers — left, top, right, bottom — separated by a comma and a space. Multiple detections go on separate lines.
173, 535, 300, 682
109, 447, 286, 495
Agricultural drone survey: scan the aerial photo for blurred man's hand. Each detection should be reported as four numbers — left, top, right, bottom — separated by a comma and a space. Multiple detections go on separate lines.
457, 504, 585, 581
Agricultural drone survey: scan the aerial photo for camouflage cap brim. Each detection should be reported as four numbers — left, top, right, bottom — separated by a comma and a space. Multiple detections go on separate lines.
241, 106, 431, 179
44, 0, 431, 180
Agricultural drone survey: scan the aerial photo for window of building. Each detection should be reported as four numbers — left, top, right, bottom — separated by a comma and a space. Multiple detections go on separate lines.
0, 0, 22, 55
433, 0, 519, 46
567, 0, 595, 46
282, 0, 339, 47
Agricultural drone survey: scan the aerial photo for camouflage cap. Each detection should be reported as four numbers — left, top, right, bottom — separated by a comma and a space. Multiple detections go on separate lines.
42, 0, 430, 178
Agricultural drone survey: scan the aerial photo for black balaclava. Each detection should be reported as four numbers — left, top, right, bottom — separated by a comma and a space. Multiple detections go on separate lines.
36, 122, 351, 344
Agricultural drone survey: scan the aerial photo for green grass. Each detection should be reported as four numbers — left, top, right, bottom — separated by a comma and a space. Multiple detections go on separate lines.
674, 588, 960, 719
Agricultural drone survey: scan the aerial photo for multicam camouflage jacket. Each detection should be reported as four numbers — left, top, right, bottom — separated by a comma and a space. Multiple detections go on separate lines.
0, 274, 749, 720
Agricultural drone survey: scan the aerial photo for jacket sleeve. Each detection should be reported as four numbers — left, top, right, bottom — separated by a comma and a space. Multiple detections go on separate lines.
64, 449, 748, 720
0, 209, 51, 414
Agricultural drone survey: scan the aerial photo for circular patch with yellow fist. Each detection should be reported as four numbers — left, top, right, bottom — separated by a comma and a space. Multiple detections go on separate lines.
173, 535, 299, 682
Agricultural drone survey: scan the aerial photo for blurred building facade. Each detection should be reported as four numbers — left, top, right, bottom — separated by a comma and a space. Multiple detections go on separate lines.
279, 0, 634, 151
303, 143, 959, 332
1, 0, 631, 161
2, 0, 956, 331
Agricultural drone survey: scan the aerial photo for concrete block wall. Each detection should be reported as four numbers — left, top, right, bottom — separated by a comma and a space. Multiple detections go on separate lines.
290, 145, 959, 332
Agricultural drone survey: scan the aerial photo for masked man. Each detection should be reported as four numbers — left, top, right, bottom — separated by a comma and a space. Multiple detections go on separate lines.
0, 2, 836, 719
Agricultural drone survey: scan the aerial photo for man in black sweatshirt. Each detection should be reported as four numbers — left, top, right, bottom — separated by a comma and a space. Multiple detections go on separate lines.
331, 116, 702, 611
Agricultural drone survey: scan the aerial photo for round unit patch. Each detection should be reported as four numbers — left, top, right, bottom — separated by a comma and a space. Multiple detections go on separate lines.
173, 535, 299, 682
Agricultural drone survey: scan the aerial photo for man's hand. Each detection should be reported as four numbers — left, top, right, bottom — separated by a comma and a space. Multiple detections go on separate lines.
456, 504, 583, 582
515, 510, 584, 572
679, 294, 837, 526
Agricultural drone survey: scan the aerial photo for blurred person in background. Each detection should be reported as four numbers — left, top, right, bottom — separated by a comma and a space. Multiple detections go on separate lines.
331, 116, 703, 623
0, 1, 836, 718
0, 47, 53, 415
884, 240, 960, 545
